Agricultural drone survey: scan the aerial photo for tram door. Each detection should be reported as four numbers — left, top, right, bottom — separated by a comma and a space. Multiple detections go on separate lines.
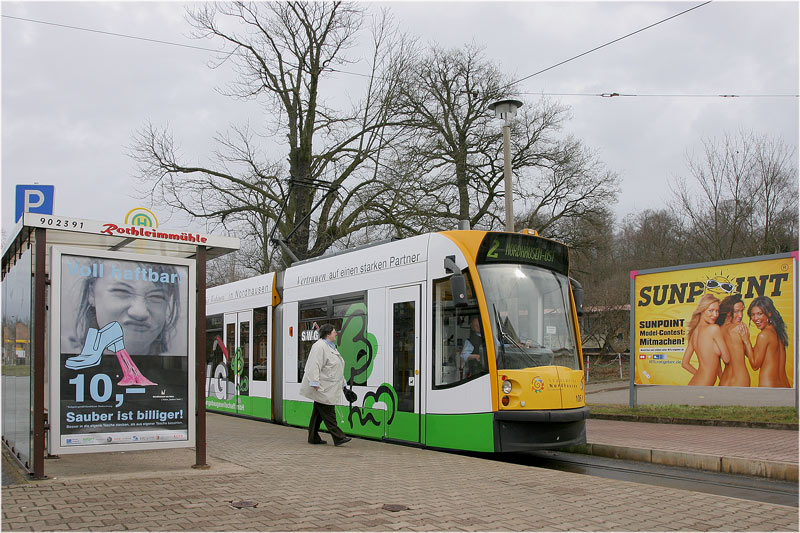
224, 311, 252, 405
385, 285, 421, 443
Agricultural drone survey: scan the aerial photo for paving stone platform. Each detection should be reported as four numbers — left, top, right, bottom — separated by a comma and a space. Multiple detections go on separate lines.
2, 413, 798, 531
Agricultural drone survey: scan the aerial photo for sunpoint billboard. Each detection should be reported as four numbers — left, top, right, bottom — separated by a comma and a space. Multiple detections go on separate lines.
632, 253, 796, 388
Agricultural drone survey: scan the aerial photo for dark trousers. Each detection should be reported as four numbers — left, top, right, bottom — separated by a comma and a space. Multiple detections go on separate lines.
308, 401, 347, 443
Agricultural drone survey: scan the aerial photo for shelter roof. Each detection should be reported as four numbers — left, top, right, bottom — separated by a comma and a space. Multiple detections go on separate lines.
2, 213, 239, 270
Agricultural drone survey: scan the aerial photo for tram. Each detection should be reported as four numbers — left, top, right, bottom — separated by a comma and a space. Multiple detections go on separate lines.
204, 230, 587, 452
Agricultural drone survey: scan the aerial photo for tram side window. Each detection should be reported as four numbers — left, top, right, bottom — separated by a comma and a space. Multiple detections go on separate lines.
297, 300, 327, 382
296, 293, 367, 383
432, 272, 488, 388
252, 307, 269, 382
331, 295, 367, 384
206, 313, 225, 372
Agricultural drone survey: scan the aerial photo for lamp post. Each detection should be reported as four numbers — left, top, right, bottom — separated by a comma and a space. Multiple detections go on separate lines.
489, 99, 523, 232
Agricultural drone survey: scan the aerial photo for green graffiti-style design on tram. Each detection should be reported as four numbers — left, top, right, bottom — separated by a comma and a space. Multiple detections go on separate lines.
205, 230, 587, 452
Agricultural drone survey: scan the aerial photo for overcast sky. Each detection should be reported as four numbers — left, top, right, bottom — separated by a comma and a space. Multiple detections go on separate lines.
2, 1, 798, 243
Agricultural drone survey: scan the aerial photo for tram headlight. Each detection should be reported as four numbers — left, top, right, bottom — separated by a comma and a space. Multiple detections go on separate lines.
502, 380, 512, 394
501, 395, 509, 406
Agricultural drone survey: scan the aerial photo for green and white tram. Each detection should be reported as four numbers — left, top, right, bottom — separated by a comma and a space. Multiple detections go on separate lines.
205, 230, 587, 452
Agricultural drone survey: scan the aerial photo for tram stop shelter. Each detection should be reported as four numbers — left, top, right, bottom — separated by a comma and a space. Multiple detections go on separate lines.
2, 213, 239, 479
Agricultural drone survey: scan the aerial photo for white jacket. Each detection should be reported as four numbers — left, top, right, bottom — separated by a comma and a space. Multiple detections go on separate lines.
299, 338, 345, 405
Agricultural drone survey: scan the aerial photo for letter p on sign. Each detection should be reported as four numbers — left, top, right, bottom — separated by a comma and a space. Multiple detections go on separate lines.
15, 185, 55, 222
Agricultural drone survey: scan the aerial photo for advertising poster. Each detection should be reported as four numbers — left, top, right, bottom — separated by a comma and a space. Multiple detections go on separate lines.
634, 254, 796, 388
52, 249, 194, 451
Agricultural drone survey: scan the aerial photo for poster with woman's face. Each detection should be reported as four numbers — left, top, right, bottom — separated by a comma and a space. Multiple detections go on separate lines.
55, 252, 193, 452
60, 256, 188, 356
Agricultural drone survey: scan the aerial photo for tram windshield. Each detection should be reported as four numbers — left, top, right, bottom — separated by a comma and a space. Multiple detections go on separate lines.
478, 264, 579, 370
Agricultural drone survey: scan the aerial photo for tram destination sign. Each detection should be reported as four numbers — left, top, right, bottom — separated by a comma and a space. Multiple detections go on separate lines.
477, 233, 568, 276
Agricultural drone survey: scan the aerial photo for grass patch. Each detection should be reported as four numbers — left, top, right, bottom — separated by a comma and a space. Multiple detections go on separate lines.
1, 365, 31, 377
588, 403, 798, 425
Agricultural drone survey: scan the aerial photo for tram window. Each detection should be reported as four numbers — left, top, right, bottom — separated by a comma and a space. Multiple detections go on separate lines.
206, 313, 225, 370
297, 319, 320, 382
226, 322, 237, 391
479, 264, 579, 370
300, 302, 327, 320
332, 295, 370, 385
333, 297, 361, 317
296, 293, 366, 382
432, 272, 488, 388
297, 299, 327, 381
252, 307, 268, 382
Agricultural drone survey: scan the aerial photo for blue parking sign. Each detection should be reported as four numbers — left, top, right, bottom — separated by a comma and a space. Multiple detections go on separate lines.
15, 185, 55, 222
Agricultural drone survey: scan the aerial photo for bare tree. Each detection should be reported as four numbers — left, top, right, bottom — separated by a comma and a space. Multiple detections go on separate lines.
515, 130, 619, 238
616, 209, 697, 270
388, 43, 619, 233
568, 208, 629, 353
206, 249, 252, 287
388, 43, 513, 229
132, 3, 413, 265
749, 135, 799, 255
573, 209, 698, 353
671, 130, 798, 261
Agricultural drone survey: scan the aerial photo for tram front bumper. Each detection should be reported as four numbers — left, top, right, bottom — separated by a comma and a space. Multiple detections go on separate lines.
493, 406, 589, 452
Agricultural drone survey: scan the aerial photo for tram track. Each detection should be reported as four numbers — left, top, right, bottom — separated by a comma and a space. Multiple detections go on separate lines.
480, 449, 798, 507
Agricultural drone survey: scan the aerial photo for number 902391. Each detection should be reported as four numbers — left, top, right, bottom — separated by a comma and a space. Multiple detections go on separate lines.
39, 216, 84, 229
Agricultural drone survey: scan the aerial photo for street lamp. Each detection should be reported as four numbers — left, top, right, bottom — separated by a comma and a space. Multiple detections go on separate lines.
489, 99, 523, 232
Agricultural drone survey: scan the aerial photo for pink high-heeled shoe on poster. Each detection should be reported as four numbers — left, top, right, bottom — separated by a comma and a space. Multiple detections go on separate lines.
66, 321, 157, 386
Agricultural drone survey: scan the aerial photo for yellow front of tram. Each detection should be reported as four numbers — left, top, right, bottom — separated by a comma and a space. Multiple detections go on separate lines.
443, 230, 588, 451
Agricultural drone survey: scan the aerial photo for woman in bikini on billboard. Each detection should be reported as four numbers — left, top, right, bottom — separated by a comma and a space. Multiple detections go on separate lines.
681, 294, 731, 386
716, 294, 753, 387
747, 296, 791, 388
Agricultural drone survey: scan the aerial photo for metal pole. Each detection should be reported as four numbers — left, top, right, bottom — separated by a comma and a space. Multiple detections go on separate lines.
194, 245, 208, 469
503, 123, 514, 232
33, 228, 46, 479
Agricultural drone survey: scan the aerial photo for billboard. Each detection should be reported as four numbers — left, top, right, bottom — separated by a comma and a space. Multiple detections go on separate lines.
633, 253, 796, 388
49, 246, 196, 454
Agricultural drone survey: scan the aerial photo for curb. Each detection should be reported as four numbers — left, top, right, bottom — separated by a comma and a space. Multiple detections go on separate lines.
565, 443, 799, 482
586, 386, 629, 394
588, 412, 799, 431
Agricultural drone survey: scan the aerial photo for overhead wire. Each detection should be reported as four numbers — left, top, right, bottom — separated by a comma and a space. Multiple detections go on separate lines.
4, 7, 796, 99
1, 14, 229, 54
504, 1, 714, 87
519, 92, 799, 98
307, 2, 796, 99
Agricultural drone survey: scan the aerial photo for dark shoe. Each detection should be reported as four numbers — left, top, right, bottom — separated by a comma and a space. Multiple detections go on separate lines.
334, 437, 352, 447
308, 437, 327, 445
